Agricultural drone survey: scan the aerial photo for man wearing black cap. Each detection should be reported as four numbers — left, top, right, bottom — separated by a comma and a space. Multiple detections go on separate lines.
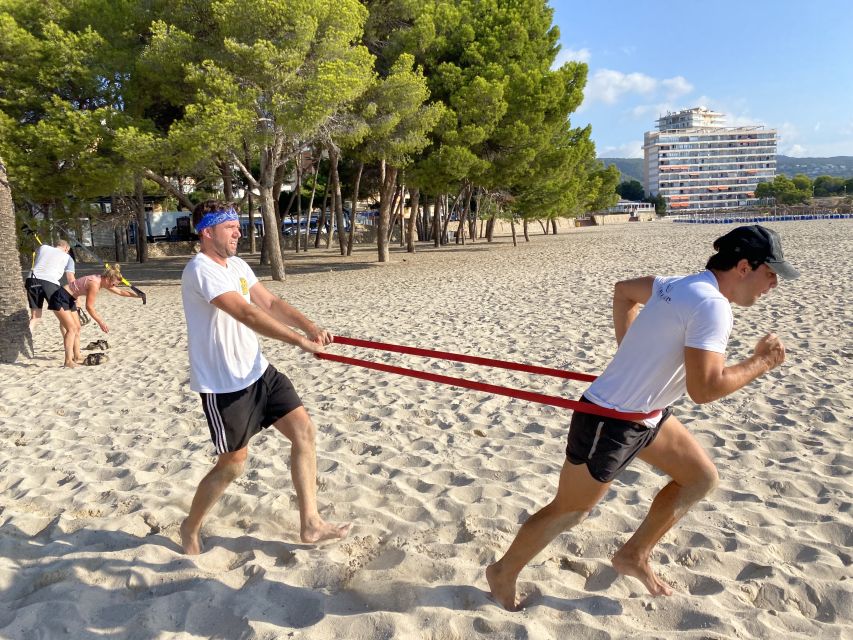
488, 225, 798, 610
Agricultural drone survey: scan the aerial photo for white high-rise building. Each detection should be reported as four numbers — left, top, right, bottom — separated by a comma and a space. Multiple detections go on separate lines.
643, 107, 776, 212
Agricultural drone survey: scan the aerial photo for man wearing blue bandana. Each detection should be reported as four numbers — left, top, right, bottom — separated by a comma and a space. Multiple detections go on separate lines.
180, 199, 351, 554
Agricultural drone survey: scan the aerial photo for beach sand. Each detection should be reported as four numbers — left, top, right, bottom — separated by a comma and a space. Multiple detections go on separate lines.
1, 220, 850, 639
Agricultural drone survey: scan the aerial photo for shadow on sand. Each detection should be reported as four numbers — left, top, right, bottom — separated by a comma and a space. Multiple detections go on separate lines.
0, 519, 623, 637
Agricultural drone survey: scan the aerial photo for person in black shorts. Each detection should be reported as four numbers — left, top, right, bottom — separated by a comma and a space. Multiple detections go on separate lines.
26, 239, 75, 332
565, 399, 673, 483
487, 225, 798, 608
179, 200, 351, 555
26, 277, 60, 314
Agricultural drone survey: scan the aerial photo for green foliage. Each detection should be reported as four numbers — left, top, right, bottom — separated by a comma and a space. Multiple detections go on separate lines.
0, 0, 635, 247
616, 179, 645, 202
393, 0, 600, 219
644, 193, 666, 215
755, 174, 812, 204
346, 53, 442, 168
0, 1, 133, 208
813, 175, 847, 197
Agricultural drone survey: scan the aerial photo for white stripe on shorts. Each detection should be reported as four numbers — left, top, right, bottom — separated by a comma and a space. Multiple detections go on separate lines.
588, 421, 605, 459
204, 393, 227, 454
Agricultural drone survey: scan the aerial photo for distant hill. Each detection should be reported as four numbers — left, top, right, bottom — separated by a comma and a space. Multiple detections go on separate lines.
599, 156, 853, 185
775, 156, 853, 179
599, 158, 643, 184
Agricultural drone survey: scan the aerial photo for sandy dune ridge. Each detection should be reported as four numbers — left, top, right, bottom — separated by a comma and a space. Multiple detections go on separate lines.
1, 220, 850, 638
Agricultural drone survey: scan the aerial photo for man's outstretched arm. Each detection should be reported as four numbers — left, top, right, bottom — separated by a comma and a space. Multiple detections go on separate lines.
211, 290, 323, 353
249, 282, 332, 345
613, 276, 654, 345
684, 333, 785, 404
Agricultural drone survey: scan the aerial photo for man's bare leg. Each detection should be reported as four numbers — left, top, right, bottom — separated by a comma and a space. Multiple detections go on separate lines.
29, 309, 42, 333
486, 460, 610, 610
274, 407, 351, 543
612, 415, 719, 596
180, 447, 248, 554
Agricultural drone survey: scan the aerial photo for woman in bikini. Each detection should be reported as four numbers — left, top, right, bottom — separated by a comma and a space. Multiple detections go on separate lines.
48, 264, 143, 367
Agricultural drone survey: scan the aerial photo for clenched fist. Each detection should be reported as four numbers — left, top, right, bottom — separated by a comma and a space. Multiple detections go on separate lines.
754, 333, 785, 370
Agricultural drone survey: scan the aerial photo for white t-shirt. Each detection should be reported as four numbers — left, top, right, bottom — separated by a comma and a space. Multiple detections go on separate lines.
181, 253, 269, 393
585, 270, 733, 427
31, 245, 75, 284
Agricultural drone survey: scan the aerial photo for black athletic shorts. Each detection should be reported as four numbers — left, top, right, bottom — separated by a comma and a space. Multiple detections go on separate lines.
200, 365, 303, 455
47, 287, 77, 311
26, 277, 60, 310
566, 396, 672, 483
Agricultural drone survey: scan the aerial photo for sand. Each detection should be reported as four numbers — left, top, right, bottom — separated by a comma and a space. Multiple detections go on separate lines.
1, 219, 850, 639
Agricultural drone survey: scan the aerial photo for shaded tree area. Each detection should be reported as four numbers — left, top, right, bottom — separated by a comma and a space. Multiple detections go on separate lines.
616, 180, 644, 202
0, 155, 31, 363
1, 0, 619, 283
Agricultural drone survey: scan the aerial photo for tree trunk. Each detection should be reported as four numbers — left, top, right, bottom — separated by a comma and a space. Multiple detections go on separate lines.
114, 225, 128, 262
523, 218, 530, 242
433, 195, 441, 247
510, 219, 518, 247
259, 237, 267, 265
486, 214, 496, 242
377, 165, 398, 263
440, 195, 452, 244
347, 161, 363, 256
326, 184, 336, 250
134, 174, 148, 263
540, 219, 548, 235
244, 144, 257, 254
256, 145, 287, 279
260, 186, 285, 278
421, 197, 431, 241
331, 152, 346, 256
456, 185, 472, 245
551, 218, 558, 234
0, 157, 32, 362
248, 190, 257, 254
397, 184, 408, 248
395, 185, 405, 247
470, 187, 480, 240
220, 159, 234, 202
273, 161, 287, 221
304, 157, 319, 253
295, 161, 302, 253
110, 195, 127, 262
418, 196, 428, 240
442, 188, 465, 244
315, 160, 332, 249
406, 188, 419, 253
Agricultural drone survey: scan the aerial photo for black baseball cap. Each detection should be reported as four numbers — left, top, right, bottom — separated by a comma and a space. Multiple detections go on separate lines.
712, 225, 799, 280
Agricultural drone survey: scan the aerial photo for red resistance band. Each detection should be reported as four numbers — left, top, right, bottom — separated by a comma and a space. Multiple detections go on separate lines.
315, 336, 659, 422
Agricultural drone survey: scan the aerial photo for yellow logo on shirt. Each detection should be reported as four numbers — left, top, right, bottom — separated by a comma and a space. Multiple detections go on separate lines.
240, 277, 249, 295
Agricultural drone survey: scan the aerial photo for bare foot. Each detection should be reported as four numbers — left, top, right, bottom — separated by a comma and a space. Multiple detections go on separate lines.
486, 562, 521, 611
63, 361, 78, 369
180, 519, 202, 555
612, 551, 673, 596
301, 520, 352, 544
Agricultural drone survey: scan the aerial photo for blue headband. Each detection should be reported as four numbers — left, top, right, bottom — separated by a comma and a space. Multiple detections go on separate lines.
196, 208, 239, 233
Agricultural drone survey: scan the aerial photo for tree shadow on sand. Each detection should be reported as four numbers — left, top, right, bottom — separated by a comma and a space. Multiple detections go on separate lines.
0, 309, 33, 362
0, 520, 623, 638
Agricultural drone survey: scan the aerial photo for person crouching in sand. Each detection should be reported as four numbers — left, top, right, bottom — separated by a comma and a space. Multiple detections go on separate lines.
49, 264, 141, 367
179, 200, 351, 555
487, 225, 799, 609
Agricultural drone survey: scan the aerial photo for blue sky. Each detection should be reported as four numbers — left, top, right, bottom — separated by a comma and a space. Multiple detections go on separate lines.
550, 0, 853, 158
